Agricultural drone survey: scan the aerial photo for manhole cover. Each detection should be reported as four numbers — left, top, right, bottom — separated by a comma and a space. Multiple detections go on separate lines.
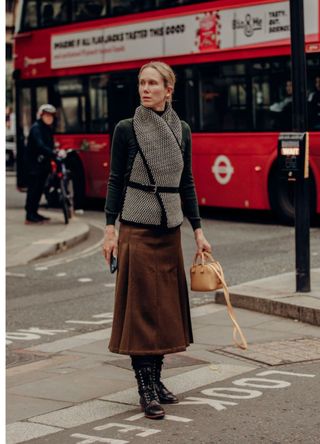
109, 354, 209, 370
212, 337, 320, 366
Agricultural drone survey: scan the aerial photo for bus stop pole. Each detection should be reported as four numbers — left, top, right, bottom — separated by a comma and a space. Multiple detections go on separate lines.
289, 0, 310, 292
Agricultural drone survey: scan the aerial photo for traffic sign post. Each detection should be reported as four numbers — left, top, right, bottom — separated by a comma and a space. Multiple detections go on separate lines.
289, 0, 310, 292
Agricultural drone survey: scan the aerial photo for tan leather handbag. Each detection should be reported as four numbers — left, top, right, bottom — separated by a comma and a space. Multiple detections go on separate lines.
190, 252, 248, 350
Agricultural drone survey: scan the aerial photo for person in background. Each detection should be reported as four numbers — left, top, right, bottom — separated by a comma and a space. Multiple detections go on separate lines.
308, 75, 320, 130
270, 80, 293, 130
103, 61, 211, 419
25, 104, 57, 224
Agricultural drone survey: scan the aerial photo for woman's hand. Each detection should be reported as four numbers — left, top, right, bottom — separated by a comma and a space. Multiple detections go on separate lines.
194, 228, 212, 255
103, 225, 119, 265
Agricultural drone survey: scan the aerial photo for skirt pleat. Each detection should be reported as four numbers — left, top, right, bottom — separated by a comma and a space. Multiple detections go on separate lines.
108, 223, 193, 355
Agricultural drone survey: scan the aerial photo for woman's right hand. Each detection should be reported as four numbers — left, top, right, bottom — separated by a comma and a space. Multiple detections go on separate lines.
103, 225, 119, 265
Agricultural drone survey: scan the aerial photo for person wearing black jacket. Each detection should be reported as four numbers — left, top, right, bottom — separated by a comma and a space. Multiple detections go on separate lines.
103, 61, 211, 420
25, 104, 57, 224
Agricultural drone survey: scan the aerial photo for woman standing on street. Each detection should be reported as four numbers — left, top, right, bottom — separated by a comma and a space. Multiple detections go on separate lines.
103, 61, 211, 419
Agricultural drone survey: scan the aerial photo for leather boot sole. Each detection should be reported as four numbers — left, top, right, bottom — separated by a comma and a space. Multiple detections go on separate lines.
158, 398, 179, 404
140, 405, 165, 419
25, 220, 44, 225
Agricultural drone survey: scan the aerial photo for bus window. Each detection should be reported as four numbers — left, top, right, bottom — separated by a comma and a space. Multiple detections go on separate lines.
20, 88, 33, 141
72, 0, 106, 21
158, 1, 194, 7
307, 55, 320, 131
54, 78, 87, 133
199, 62, 247, 132
109, 0, 133, 16
35, 86, 49, 111
40, 0, 70, 26
22, 0, 38, 30
89, 74, 109, 133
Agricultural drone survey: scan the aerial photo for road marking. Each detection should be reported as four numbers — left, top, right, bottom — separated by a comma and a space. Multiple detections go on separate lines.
71, 433, 128, 444
34, 266, 48, 271
78, 278, 93, 283
233, 377, 291, 389
257, 370, 316, 378
6, 328, 72, 345
201, 387, 262, 399
65, 313, 113, 326
101, 364, 255, 405
94, 423, 160, 438
56, 272, 67, 277
179, 369, 316, 412
6, 272, 26, 278
125, 412, 192, 422
180, 396, 237, 410
11, 364, 253, 443
105, 283, 116, 288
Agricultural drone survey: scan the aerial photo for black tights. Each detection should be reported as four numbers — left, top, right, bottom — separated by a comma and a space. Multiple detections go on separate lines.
131, 355, 164, 370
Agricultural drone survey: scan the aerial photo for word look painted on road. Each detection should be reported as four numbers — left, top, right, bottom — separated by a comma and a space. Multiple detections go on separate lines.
6, 312, 113, 345
69, 369, 315, 443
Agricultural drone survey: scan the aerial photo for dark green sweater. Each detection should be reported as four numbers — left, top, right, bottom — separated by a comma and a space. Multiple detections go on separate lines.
105, 118, 201, 230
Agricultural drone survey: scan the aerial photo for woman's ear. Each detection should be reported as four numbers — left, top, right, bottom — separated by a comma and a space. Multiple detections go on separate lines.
166, 85, 173, 101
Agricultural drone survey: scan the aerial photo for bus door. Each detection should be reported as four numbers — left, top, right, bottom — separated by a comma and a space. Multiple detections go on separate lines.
15, 83, 35, 189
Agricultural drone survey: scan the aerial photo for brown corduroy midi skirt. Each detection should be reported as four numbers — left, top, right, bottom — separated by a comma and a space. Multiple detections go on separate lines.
108, 223, 193, 355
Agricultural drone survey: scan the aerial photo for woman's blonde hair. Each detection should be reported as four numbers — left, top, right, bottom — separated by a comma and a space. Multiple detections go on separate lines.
138, 61, 176, 103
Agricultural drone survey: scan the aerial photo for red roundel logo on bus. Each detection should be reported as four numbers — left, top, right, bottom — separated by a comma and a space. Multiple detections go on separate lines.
211, 155, 234, 185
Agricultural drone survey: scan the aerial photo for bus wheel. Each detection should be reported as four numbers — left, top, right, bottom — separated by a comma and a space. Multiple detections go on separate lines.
268, 165, 316, 225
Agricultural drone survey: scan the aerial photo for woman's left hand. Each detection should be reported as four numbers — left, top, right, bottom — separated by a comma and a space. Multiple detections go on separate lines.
194, 228, 212, 254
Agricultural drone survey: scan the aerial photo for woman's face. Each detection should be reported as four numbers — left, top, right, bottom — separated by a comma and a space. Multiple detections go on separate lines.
139, 67, 172, 111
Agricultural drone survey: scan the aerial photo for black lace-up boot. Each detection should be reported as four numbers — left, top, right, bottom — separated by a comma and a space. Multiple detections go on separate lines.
132, 357, 165, 419
153, 356, 179, 404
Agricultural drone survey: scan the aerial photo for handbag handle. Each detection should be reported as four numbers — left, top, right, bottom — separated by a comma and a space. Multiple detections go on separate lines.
193, 251, 215, 266
207, 261, 248, 350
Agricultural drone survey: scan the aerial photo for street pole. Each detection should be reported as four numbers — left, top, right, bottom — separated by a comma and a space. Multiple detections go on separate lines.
289, 0, 310, 292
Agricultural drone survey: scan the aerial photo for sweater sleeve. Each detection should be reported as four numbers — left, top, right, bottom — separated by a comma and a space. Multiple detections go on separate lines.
179, 123, 201, 230
104, 122, 128, 225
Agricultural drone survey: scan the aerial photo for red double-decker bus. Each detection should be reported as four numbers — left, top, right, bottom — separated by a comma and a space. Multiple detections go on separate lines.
13, 0, 320, 222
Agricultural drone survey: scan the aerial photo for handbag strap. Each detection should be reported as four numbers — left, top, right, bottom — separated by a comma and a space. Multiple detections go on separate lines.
207, 261, 248, 350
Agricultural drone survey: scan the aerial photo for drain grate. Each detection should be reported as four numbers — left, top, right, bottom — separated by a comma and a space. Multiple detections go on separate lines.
211, 337, 320, 366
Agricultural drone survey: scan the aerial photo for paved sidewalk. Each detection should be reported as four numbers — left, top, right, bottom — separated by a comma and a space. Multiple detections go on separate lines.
6, 304, 320, 443
6, 208, 89, 267
216, 268, 320, 326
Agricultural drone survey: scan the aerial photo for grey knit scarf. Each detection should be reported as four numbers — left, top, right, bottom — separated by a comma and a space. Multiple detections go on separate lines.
133, 103, 183, 164
120, 103, 185, 228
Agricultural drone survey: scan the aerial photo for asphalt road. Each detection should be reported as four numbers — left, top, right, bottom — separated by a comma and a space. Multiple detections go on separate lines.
26, 361, 319, 444
6, 181, 320, 358
6, 180, 320, 443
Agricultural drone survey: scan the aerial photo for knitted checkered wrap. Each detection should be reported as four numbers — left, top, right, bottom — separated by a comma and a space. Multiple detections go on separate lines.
120, 104, 184, 228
